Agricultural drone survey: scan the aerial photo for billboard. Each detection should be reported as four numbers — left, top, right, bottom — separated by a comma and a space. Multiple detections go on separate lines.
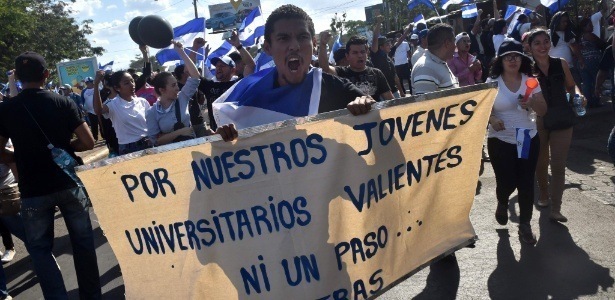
207, 0, 261, 32
56, 57, 98, 88
364, 4, 384, 24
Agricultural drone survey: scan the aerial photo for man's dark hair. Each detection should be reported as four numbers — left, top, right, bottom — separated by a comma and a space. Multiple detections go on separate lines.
264, 4, 315, 44
517, 14, 528, 23
173, 65, 185, 79
127, 68, 136, 75
345, 36, 368, 53
228, 52, 242, 62
493, 19, 507, 34
427, 23, 454, 51
480, 19, 490, 29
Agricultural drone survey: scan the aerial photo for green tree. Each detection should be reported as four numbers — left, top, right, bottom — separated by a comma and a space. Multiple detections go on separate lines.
0, 0, 104, 83
129, 55, 162, 72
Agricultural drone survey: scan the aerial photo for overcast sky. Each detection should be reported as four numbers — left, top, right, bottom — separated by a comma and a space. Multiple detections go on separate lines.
69, 0, 382, 70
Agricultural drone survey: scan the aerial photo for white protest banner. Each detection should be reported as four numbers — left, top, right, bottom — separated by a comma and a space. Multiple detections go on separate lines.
78, 84, 496, 299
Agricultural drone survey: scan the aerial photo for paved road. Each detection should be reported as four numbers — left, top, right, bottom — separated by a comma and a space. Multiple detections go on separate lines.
4, 105, 615, 299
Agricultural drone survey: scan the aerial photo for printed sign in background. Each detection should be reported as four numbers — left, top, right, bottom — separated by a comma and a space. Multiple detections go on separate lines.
78, 86, 496, 299
364, 4, 384, 24
207, 0, 261, 32
56, 57, 98, 88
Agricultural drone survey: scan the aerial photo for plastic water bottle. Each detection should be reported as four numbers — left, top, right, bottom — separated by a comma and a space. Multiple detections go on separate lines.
527, 108, 537, 122
573, 94, 586, 116
49, 144, 83, 186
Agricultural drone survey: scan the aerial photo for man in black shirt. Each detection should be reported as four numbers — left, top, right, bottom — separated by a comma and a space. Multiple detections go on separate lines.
0, 52, 101, 299
319, 33, 393, 100
370, 16, 405, 98
211, 4, 374, 134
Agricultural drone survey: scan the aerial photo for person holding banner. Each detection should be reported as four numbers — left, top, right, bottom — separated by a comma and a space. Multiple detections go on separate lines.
93, 70, 152, 155
486, 40, 547, 244
528, 28, 586, 223
212, 4, 372, 131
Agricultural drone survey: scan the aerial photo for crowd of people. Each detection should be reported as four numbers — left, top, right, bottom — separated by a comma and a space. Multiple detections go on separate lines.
0, 2, 613, 299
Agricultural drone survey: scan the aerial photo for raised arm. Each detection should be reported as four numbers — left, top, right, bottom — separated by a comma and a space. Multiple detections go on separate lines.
229, 30, 256, 76
135, 45, 150, 91
173, 41, 200, 78
471, 9, 483, 35
318, 30, 337, 75
493, 0, 500, 20
8, 71, 18, 98
93, 70, 109, 115
371, 15, 384, 54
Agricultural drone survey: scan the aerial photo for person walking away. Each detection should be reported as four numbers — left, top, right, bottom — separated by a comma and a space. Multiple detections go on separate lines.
0, 51, 101, 299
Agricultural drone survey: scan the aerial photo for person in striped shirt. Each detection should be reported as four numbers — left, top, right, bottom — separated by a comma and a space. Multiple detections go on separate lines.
411, 23, 459, 96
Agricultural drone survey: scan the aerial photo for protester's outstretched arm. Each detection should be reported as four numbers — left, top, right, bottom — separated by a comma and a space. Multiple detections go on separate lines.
493, 0, 500, 19
173, 41, 200, 79
395, 75, 405, 97
393, 24, 412, 48
230, 30, 256, 76
371, 15, 383, 54
8, 71, 17, 98
471, 9, 483, 35
135, 45, 150, 91
93, 70, 109, 115
318, 30, 337, 75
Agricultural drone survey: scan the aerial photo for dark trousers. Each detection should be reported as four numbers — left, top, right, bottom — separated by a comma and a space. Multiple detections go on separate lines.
87, 113, 101, 140
395, 63, 411, 94
488, 136, 540, 224
0, 222, 13, 249
100, 117, 118, 156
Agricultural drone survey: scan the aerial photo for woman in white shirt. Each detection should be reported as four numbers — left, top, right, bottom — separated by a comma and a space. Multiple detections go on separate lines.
487, 40, 547, 244
93, 70, 151, 155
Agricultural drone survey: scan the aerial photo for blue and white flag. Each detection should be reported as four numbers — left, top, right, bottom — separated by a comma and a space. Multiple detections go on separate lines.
238, 7, 265, 47
156, 17, 207, 66
441, 0, 469, 10
254, 51, 275, 72
540, 0, 569, 13
504, 5, 532, 19
98, 61, 114, 71
328, 34, 343, 65
461, 4, 479, 18
212, 68, 322, 129
413, 14, 427, 26
407, 0, 436, 11
515, 128, 534, 159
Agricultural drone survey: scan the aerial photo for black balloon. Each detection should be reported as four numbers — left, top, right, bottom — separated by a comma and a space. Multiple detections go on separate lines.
138, 15, 174, 49
128, 16, 145, 45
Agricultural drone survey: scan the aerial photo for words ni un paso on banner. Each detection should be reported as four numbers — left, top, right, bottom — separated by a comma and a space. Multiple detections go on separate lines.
56, 57, 98, 88
77, 84, 497, 299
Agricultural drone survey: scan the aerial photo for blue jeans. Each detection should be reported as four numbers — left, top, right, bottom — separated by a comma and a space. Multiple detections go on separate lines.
580, 60, 600, 106
21, 187, 101, 300
0, 214, 25, 298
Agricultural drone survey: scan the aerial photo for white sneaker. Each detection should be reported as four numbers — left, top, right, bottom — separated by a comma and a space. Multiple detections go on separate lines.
1, 249, 15, 263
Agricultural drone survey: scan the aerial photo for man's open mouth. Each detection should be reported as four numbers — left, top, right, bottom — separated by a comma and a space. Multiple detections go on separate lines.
288, 57, 300, 72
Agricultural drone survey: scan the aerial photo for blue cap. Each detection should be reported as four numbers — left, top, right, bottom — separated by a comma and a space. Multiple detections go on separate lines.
84, 76, 94, 83
418, 29, 428, 40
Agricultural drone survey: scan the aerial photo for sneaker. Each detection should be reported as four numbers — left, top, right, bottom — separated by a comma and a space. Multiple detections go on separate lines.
537, 198, 550, 207
1, 249, 15, 263
0, 295, 13, 300
519, 223, 537, 245
549, 211, 568, 222
495, 203, 508, 225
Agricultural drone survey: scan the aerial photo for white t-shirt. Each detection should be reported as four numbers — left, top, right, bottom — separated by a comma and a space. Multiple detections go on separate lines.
486, 74, 542, 144
549, 31, 574, 65
493, 34, 507, 54
105, 96, 151, 145
411, 46, 426, 66
591, 11, 602, 38
82, 88, 95, 114
394, 41, 411, 66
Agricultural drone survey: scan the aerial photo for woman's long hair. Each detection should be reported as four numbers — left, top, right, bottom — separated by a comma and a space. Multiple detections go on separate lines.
549, 11, 575, 47
489, 55, 535, 79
